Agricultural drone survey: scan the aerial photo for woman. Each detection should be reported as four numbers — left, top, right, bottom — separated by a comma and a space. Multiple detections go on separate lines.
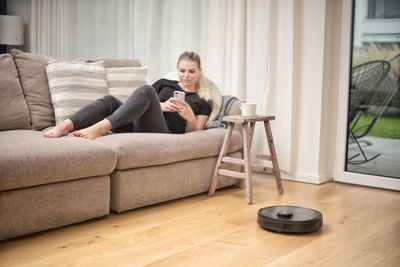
44, 51, 212, 139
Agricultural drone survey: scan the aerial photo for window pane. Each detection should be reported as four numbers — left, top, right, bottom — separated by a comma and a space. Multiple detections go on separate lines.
368, 0, 400, 19
346, 0, 400, 178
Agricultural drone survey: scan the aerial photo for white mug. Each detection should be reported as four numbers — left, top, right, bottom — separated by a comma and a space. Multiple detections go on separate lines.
240, 102, 257, 116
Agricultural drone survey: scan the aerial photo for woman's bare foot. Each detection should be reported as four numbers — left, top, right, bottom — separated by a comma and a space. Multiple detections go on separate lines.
43, 119, 74, 138
73, 119, 112, 139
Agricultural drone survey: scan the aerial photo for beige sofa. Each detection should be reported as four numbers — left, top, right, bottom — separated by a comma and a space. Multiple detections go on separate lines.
0, 50, 242, 241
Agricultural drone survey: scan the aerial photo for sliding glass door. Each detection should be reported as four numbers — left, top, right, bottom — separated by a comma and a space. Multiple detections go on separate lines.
335, 0, 400, 190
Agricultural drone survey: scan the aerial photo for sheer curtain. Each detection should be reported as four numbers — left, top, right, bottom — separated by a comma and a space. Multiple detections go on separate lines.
246, 0, 294, 170
30, 0, 136, 59
29, 0, 295, 173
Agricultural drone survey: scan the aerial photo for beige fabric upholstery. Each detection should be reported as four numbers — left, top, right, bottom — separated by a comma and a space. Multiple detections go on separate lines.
0, 130, 116, 191
110, 152, 241, 213
228, 100, 243, 131
11, 49, 56, 130
88, 58, 141, 68
0, 54, 30, 130
0, 176, 110, 241
229, 100, 241, 116
96, 128, 242, 170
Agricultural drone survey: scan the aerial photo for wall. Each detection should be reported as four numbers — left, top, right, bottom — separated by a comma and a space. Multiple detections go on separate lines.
285, 0, 341, 184
7, 0, 30, 52
322, 0, 342, 183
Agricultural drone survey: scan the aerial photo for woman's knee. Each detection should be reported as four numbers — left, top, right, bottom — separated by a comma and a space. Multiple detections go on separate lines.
133, 85, 157, 99
99, 95, 121, 110
101, 95, 118, 103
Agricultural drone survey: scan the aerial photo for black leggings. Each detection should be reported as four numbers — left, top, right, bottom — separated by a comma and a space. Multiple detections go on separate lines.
70, 85, 171, 133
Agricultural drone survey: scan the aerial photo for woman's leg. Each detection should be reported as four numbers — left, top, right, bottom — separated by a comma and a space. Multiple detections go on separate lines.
71, 95, 123, 130
44, 95, 123, 138
107, 85, 170, 133
74, 85, 170, 139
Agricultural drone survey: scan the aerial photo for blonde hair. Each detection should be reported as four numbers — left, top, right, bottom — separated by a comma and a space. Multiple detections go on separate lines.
177, 51, 212, 102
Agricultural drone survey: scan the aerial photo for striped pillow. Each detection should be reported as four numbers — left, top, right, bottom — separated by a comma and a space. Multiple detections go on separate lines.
46, 61, 108, 124
106, 67, 147, 102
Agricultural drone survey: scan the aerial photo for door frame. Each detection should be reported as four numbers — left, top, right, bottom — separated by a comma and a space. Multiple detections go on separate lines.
334, 0, 400, 191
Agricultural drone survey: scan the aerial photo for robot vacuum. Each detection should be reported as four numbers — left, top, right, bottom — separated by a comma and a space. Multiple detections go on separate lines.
257, 205, 323, 234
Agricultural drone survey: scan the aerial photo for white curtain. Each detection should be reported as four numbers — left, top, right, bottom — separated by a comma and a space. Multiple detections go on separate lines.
29, 0, 295, 172
30, 0, 136, 59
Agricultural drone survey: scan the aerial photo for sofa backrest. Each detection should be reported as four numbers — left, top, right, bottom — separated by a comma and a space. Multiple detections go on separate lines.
1, 49, 142, 131
87, 58, 141, 68
0, 54, 31, 131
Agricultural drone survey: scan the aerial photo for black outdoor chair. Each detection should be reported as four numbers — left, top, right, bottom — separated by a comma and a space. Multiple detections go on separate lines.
347, 60, 391, 164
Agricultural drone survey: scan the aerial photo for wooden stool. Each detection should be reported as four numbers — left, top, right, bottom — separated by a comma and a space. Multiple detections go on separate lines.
208, 115, 284, 204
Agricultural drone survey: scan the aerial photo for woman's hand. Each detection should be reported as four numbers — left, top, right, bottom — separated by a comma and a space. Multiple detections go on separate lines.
162, 98, 194, 117
172, 98, 194, 120
161, 98, 181, 112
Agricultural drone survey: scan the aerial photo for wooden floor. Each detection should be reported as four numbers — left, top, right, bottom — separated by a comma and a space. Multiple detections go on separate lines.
0, 173, 399, 267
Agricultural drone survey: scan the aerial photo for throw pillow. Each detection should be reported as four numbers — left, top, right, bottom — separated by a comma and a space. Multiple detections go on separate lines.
106, 67, 148, 102
46, 60, 108, 124
11, 49, 55, 130
0, 54, 31, 130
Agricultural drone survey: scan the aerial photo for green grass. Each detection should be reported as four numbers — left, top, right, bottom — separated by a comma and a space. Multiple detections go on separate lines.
351, 115, 400, 139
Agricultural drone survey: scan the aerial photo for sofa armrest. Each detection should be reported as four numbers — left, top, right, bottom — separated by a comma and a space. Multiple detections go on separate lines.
227, 99, 241, 116
225, 99, 242, 132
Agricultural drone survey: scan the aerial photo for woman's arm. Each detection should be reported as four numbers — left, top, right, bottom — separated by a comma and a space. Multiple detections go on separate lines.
185, 115, 209, 132
169, 98, 208, 132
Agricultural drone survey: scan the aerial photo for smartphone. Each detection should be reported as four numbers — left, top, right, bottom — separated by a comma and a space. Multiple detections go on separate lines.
173, 91, 185, 101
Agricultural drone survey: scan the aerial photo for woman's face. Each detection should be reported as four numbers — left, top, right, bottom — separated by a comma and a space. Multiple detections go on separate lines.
177, 59, 202, 91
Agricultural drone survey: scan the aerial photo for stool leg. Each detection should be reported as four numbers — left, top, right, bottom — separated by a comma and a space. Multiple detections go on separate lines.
264, 120, 284, 194
238, 121, 256, 189
208, 122, 234, 196
242, 122, 253, 204
248, 122, 256, 150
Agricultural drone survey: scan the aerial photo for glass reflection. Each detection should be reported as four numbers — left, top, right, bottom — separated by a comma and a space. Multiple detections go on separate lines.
346, 0, 400, 178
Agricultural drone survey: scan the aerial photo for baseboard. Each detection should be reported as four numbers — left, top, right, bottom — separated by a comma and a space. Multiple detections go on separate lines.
281, 171, 332, 184
250, 154, 332, 184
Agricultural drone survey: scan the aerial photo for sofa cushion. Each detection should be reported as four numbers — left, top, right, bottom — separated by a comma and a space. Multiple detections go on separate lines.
95, 128, 242, 170
106, 66, 148, 102
0, 54, 31, 130
11, 49, 55, 130
46, 60, 108, 124
0, 130, 116, 191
